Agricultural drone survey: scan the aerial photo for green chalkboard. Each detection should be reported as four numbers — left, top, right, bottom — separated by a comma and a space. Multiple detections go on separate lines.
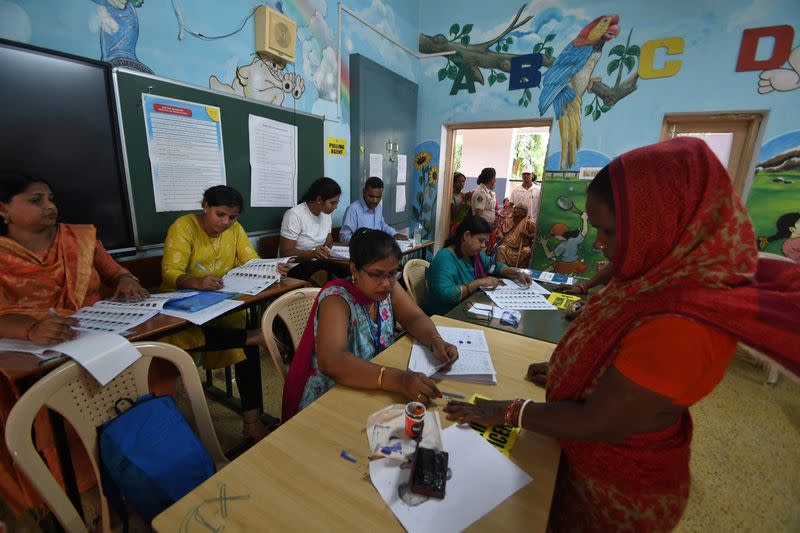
114, 70, 324, 247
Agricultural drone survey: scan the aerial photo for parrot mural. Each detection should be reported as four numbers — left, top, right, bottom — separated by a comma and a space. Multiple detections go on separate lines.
538, 15, 620, 170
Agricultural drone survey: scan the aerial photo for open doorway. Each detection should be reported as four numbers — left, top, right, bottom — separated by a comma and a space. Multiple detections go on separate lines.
437, 120, 552, 253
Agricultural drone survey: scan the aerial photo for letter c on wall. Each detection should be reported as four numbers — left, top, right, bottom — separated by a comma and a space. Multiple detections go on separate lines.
638, 37, 684, 79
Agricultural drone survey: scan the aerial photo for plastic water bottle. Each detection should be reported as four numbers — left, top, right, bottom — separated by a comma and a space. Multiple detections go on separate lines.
413, 224, 423, 246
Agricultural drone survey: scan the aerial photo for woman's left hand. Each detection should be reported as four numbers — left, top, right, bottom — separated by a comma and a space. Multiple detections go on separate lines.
431, 337, 459, 367
113, 275, 149, 301
443, 398, 511, 426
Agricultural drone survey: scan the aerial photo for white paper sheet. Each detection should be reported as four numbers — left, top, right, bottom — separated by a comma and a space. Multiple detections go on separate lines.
369, 425, 533, 533
369, 153, 383, 179
493, 278, 551, 295
486, 291, 557, 310
528, 269, 575, 285
330, 245, 350, 260
160, 299, 244, 325
90, 292, 198, 312
248, 115, 298, 207
72, 307, 159, 335
218, 258, 281, 295
142, 94, 226, 212
397, 154, 407, 183
395, 185, 406, 213
408, 327, 496, 384
0, 333, 141, 386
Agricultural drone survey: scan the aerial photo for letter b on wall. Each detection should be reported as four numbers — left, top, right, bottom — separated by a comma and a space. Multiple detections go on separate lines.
509, 54, 543, 90
736, 25, 795, 71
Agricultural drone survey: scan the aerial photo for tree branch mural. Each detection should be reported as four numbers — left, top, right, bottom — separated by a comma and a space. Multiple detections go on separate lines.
420, 4, 644, 169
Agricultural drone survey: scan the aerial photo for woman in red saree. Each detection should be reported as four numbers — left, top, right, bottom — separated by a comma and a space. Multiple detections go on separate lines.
0, 172, 148, 516
444, 138, 800, 531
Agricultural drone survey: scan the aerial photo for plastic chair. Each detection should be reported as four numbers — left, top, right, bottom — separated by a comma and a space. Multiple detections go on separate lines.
5, 342, 227, 533
403, 259, 430, 307
260, 288, 320, 382
738, 251, 795, 385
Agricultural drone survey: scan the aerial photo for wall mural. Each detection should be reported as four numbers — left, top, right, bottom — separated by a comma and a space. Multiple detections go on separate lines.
210, 55, 306, 106
91, 0, 152, 73
419, 4, 643, 169
410, 140, 440, 250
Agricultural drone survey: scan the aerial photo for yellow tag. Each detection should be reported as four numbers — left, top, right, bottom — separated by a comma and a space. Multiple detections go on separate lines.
547, 292, 582, 309
205, 106, 220, 122
466, 393, 519, 456
327, 137, 347, 156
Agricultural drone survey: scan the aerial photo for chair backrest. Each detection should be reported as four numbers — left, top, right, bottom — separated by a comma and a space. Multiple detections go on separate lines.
403, 259, 430, 306
260, 288, 321, 382
5, 342, 227, 533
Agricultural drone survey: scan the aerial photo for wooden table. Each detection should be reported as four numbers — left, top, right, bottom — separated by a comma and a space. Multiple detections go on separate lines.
446, 289, 575, 344
153, 315, 561, 532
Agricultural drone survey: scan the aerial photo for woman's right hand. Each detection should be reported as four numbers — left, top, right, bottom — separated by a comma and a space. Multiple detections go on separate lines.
552, 283, 582, 295
28, 316, 79, 345
400, 371, 442, 405
475, 277, 499, 289
194, 275, 224, 291
526, 362, 548, 387
312, 245, 331, 260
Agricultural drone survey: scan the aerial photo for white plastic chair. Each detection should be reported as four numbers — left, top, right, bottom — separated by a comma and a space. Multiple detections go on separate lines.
260, 288, 320, 382
403, 259, 430, 307
5, 342, 227, 532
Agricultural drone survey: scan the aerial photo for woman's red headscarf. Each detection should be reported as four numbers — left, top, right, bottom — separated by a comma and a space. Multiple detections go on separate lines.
548, 137, 800, 403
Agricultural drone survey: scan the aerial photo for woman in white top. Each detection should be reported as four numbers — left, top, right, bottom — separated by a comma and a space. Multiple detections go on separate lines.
280, 177, 349, 280
471, 167, 498, 225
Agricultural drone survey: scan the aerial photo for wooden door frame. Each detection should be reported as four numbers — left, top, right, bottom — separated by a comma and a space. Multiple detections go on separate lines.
659, 111, 767, 196
435, 119, 553, 251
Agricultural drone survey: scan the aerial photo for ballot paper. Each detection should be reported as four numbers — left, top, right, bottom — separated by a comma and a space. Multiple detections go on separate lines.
0, 332, 140, 386
69, 292, 197, 334
486, 291, 557, 311
219, 258, 282, 295
408, 326, 496, 384
493, 278, 551, 295
369, 424, 533, 533
330, 245, 350, 260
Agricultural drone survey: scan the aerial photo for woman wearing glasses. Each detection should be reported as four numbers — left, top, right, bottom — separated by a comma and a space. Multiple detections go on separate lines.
281, 229, 459, 421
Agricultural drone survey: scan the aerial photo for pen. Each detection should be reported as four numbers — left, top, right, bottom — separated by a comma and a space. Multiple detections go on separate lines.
340, 450, 358, 463
195, 263, 210, 273
441, 391, 466, 399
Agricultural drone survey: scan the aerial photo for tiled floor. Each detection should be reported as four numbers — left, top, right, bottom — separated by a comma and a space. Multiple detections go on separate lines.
3, 352, 798, 531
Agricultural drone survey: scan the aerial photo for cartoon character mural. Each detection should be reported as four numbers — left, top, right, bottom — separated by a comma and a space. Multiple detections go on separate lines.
538, 213, 591, 275
419, 4, 642, 170
758, 213, 800, 261
758, 45, 800, 93
210, 56, 305, 106
91, 0, 152, 73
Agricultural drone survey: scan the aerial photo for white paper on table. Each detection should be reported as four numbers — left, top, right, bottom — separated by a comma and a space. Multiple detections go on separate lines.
369, 153, 383, 179
160, 299, 244, 325
91, 292, 198, 312
330, 245, 350, 260
529, 270, 575, 285
0, 339, 65, 362
367, 404, 444, 460
369, 425, 533, 533
494, 278, 551, 295
395, 185, 406, 213
72, 306, 159, 335
249, 115, 297, 207
51, 332, 140, 386
408, 326, 496, 384
486, 291, 557, 311
396, 154, 407, 183
142, 94, 226, 212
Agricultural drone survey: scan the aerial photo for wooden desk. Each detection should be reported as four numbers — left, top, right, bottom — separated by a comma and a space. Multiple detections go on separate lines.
153, 315, 561, 532
446, 290, 574, 345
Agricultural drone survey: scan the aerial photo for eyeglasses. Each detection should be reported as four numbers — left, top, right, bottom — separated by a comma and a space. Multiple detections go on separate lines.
361, 268, 401, 282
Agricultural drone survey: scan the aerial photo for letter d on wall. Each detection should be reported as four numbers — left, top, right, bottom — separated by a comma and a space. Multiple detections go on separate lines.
639, 38, 684, 79
736, 25, 794, 71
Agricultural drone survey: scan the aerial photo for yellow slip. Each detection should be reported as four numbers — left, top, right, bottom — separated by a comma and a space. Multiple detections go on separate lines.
466, 393, 520, 456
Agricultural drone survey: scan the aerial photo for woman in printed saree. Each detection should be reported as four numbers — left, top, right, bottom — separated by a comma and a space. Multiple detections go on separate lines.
443, 138, 800, 532
449, 172, 472, 237
423, 215, 532, 316
162, 185, 272, 440
496, 203, 537, 268
0, 172, 149, 515
282, 229, 459, 421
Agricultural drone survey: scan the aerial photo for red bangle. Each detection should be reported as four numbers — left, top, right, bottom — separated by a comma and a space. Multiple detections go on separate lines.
579, 282, 588, 294
504, 399, 524, 427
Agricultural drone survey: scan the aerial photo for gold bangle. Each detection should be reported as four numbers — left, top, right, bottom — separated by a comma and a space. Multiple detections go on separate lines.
377, 366, 386, 389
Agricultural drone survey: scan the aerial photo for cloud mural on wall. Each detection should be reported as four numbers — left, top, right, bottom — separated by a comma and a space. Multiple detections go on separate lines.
0, 0, 31, 42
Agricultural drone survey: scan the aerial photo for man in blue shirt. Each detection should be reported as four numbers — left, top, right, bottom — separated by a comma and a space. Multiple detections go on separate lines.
339, 177, 408, 243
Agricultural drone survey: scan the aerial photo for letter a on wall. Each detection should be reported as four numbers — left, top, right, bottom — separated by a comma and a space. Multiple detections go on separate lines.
450, 64, 477, 95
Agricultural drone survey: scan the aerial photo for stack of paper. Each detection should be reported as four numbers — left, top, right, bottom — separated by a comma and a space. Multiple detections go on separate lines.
528, 269, 574, 285
330, 245, 350, 260
397, 240, 414, 251
71, 292, 196, 334
219, 258, 281, 295
369, 425, 533, 533
0, 332, 141, 385
408, 326, 496, 384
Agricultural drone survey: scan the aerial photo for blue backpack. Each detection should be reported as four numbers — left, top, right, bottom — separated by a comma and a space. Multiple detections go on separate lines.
98, 394, 216, 523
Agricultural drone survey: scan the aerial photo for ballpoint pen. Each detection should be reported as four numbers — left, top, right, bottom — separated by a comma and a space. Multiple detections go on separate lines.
194, 263, 210, 273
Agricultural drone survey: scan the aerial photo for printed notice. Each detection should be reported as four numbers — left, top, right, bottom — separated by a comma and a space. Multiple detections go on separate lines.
249, 115, 298, 207
142, 94, 226, 212
327, 137, 347, 156
397, 154, 407, 183
395, 185, 406, 213
369, 153, 383, 180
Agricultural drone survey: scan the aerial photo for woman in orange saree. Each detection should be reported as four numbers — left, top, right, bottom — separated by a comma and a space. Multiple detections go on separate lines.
443, 138, 800, 531
496, 203, 536, 268
0, 172, 148, 516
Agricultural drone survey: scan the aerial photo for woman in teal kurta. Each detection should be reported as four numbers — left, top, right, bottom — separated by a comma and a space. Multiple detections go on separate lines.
424, 216, 532, 316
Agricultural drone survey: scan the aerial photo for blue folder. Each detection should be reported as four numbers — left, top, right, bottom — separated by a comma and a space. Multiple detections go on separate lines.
163, 291, 234, 313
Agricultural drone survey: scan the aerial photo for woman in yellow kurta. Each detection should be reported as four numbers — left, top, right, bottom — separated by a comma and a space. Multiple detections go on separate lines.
161, 185, 268, 440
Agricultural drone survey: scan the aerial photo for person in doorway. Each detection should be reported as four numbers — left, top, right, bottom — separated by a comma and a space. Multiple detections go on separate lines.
471, 167, 498, 226
443, 137, 800, 531
339, 177, 407, 243
449, 172, 472, 237
539, 214, 591, 275
510, 168, 542, 221
496, 203, 537, 268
